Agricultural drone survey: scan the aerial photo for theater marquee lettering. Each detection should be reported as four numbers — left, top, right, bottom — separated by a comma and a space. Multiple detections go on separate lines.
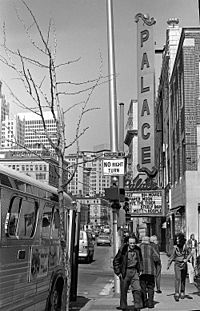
135, 13, 157, 176
126, 190, 164, 217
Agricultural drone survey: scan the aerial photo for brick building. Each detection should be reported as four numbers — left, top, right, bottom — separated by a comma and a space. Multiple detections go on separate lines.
156, 23, 200, 253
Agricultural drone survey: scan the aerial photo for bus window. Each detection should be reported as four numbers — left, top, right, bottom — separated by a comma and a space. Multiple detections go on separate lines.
17, 198, 38, 238
51, 209, 60, 239
5, 196, 21, 236
0, 173, 13, 188
14, 179, 25, 191
42, 204, 53, 238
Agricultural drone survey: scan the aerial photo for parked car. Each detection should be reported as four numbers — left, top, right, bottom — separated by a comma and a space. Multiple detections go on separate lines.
88, 230, 96, 240
103, 225, 111, 234
96, 234, 111, 246
79, 230, 94, 263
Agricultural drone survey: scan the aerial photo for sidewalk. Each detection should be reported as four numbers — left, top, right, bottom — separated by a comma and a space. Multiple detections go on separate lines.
70, 253, 200, 311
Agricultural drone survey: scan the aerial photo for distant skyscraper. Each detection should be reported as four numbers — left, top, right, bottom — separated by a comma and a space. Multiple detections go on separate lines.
0, 81, 10, 147
1, 115, 25, 149
17, 111, 57, 153
65, 151, 111, 197
124, 99, 138, 180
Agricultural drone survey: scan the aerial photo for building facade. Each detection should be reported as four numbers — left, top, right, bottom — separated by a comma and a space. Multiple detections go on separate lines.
77, 196, 110, 227
156, 21, 200, 253
17, 111, 57, 153
0, 149, 64, 188
1, 115, 25, 149
65, 150, 111, 197
124, 99, 138, 183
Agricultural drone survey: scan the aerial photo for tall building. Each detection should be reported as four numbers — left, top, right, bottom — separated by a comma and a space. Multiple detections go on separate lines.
17, 111, 57, 153
77, 196, 110, 227
1, 115, 25, 149
0, 81, 9, 147
156, 20, 200, 253
124, 99, 138, 182
65, 150, 111, 197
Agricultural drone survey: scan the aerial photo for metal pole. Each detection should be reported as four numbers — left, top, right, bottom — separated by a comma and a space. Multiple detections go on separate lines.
106, 0, 120, 294
119, 103, 124, 152
106, 0, 118, 152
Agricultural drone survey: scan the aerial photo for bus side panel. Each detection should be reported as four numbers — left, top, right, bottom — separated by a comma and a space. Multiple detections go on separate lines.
0, 183, 75, 311
0, 187, 37, 310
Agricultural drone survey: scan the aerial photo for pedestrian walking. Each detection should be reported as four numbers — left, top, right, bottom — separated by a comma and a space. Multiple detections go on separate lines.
113, 233, 143, 311
139, 236, 160, 309
167, 232, 192, 301
150, 235, 162, 293
186, 233, 198, 267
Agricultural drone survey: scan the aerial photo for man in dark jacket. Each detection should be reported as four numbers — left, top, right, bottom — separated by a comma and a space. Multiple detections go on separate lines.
113, 234, 143, 311
140, 236, 161, 309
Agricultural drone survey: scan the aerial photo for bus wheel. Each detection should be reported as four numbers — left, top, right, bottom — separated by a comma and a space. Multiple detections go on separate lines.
49, 277, 64, 311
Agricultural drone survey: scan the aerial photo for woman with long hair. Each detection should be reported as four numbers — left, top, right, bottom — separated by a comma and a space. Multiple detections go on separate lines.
167, 233, 192, 301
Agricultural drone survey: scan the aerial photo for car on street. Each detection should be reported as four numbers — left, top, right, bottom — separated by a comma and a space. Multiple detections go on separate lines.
79, 230, 94, 263
96, 234, 111, 246
103, 225, 111, 234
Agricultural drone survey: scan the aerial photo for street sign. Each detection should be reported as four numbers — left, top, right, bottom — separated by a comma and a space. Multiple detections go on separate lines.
102, 159, 125, 175
103, 151, 125, 158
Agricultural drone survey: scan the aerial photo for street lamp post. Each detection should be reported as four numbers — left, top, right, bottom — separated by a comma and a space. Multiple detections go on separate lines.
106, 0, 120, 294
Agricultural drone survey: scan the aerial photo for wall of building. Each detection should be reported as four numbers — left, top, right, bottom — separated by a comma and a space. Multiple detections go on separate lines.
185, 171, 200, 241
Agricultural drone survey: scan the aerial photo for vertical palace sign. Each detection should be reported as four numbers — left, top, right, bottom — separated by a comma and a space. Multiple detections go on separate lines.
135, 13, 157, 176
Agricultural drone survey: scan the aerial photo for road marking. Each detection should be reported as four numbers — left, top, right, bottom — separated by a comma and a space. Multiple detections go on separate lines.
99, 279, 114, 295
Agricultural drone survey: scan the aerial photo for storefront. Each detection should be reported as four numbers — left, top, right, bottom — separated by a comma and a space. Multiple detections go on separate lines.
166, 206, 185, 255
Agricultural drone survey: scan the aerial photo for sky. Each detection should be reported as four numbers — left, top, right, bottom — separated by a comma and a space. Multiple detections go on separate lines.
0, 0, 199, 154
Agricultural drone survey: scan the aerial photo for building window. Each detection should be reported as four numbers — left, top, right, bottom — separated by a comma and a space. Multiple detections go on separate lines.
36, 173, 46, 180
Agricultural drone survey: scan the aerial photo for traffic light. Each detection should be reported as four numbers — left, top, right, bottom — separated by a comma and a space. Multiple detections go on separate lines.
105, 176, 120, 201
110, 176, 119, 188
104, 176, 125, 209
110, 200, 121, 210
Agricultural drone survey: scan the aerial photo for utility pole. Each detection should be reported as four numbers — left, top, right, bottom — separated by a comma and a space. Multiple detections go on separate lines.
106, 0, 120, 294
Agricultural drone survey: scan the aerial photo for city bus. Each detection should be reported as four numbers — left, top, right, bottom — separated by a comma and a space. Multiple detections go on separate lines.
0, 164, 77, 311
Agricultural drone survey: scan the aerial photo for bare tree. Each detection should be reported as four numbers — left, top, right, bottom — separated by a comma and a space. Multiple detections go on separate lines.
0, 1, 105, 310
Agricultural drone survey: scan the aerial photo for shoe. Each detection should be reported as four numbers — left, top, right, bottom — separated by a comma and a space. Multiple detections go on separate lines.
180, 293, 185, 299
156, 290, 162, 293
174, 294, 179, 302
143, 302, 148, 308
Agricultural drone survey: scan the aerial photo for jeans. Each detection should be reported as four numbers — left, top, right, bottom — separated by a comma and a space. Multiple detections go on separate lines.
174, 262, 187, 295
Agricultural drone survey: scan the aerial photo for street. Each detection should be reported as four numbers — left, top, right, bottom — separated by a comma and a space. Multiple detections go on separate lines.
78, 244, 114, 298
70, 250, 200, 311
